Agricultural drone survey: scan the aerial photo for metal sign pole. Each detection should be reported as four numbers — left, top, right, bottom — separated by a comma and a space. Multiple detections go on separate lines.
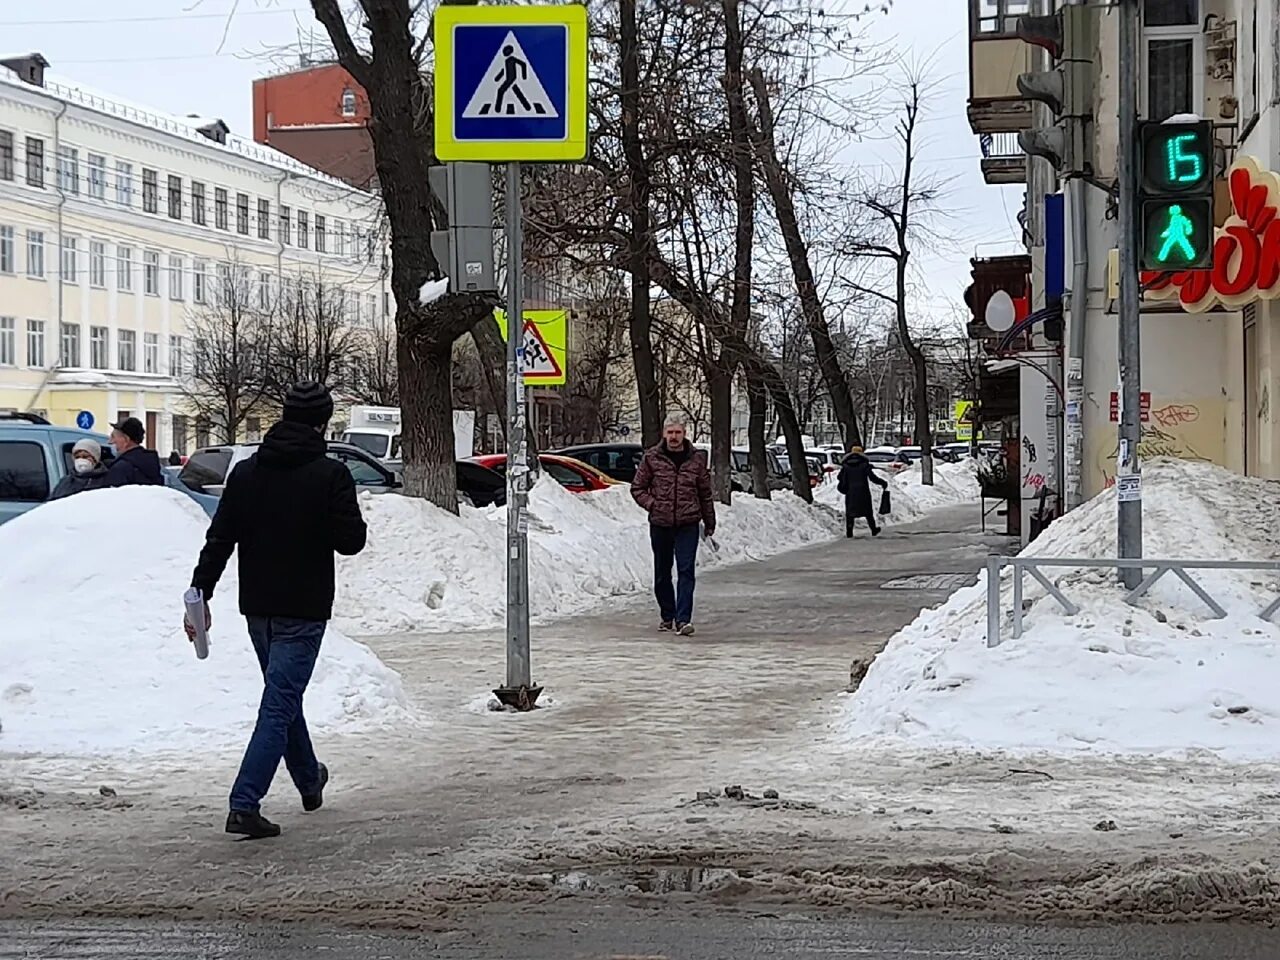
498, 161, 539, 710
1116, 0, 1143, 588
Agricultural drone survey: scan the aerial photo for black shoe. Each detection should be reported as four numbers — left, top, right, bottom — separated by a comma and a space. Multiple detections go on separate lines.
871, 526, 881, 537
659, 620, 675, 632
302, 763, 328, 813
226, 810, 281, 839
676, 622, 696, 636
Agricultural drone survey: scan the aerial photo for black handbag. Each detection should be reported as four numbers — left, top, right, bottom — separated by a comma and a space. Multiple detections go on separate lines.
879, 488, 891, 516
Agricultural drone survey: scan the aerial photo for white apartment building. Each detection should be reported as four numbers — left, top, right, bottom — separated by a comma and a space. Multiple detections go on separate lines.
0, 53, 390, 453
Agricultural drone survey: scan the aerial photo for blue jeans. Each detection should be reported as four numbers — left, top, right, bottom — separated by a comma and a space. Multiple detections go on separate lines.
651, 523, 700, 624
229, 617, 326, 813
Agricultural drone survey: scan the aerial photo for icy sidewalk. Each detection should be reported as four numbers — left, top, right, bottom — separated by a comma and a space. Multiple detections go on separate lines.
842, 459, 1280, 761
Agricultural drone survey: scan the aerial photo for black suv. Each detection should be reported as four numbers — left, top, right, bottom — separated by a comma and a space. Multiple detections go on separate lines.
551, 443, 645, 484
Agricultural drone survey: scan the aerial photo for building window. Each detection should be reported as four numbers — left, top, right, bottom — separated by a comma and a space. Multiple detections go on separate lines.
169, 335, 184, 377
115, 160, 133, 206
145, 333, 159, 374
88, 153, 106, 200
60, 322, 81, 368
169, 255, 185, 300
0, 317, 13, 366
257, 198, 271, 240
194, 338, 208, 379
60, 236, 77, 284
315, 215, 327, 253
973, 0, 1029, 35
142, 168, 158, 213
192, 182, 207, 225
56, 145, 79, 195
90, 325, 108, 369
367, 294, 377, 323
193, 259, 208, 304
279, 205, 291, 245
216, 262, 232, 305
341, 87, 357, 117
118, 329, 136, 371
195, 416, 210, 448
25, 137, 43, 188
117, 245, 134, 292
167, 175, 182, 219
1143, 0, 1199, 121
0, 225, 12, 274
144, 250, 160, 296
215, 187, 228, 230
89, 240, 106, 288
26, 230, 44, 279
235, 192, 249, 235
173, 414, 188, 452
334, 220, 346, 258
258, 271, 271, 310
0, 130, 12, 181
26, 319, 45, 368
297, 211, 309, 249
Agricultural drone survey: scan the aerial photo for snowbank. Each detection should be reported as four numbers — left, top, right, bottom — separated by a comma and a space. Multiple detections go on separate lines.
334, 480, 843, 635
0, 488, 411, 757
843, 459, 1280, 761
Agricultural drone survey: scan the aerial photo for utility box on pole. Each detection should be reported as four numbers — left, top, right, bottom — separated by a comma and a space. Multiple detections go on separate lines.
1016, 5, 1096, 177
429, 162, 497, 293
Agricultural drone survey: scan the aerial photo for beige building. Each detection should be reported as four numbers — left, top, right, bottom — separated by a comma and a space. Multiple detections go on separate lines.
0, 53, 389, 453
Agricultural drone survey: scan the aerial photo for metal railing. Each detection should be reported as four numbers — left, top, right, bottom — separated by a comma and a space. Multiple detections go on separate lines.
985, 556, 1280, 647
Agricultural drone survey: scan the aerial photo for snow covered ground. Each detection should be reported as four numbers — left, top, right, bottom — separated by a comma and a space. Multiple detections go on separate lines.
843, 459, 1280, 761
0, 488, 412, 758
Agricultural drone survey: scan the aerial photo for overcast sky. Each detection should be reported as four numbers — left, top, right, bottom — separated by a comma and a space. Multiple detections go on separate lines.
5, 0, 1022, 316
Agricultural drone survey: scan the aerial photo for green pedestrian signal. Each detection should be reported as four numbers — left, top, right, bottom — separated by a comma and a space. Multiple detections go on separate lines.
1138, 120, 1215, 270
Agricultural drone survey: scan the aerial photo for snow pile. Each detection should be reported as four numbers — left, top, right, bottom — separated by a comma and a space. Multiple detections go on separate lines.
334, 479, 842, 634
418, 277, 449, 305
843, 459, 1280, 761
0, 488, 411, 757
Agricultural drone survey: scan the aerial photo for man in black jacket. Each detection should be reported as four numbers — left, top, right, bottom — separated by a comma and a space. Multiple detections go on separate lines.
104, 417, 162, 487
188, 382, 367, 840
837, 447, 889, 538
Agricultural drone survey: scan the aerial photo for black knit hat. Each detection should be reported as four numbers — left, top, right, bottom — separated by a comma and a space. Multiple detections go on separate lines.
283, 381, 334, 427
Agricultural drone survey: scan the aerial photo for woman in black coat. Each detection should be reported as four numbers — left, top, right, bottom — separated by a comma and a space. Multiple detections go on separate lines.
836, 447, 888, 538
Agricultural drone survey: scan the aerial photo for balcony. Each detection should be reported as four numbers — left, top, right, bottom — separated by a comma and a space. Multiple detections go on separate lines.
967, 0, 1033, 135
979, 131, 1026, 185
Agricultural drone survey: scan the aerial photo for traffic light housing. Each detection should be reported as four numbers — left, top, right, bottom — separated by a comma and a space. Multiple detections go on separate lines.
1137, 120, 1215, 270
1015, 6, 1095, 176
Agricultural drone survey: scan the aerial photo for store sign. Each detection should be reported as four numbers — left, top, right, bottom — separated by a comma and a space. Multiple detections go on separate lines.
1144, 156, 1280, 313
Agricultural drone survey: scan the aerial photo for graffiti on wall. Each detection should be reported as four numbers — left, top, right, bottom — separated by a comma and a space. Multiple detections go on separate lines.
1092, 398, 1221, 490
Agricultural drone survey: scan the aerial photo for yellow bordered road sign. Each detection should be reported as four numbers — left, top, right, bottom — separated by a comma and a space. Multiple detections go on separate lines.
494, 308, 568, 385
434, 4, 589, 162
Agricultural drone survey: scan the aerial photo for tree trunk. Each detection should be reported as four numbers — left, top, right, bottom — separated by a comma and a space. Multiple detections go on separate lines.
619, 0, 661, 447
748, 67, 862, 450
471, 319, 507, 444
912, 351, 934, 485
748, 356, 811, 503
398, 334, 457, 508
746, 368, 771, 500
707, 361, 734, 504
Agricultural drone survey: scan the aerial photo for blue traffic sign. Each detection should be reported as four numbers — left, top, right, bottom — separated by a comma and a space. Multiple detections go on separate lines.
434, 5, 588, 162
76, 410, 94, 430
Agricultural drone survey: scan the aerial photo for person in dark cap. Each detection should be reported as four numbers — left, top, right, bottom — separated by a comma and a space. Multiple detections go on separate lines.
188, 382, 367, 840
104, 416, 162, 487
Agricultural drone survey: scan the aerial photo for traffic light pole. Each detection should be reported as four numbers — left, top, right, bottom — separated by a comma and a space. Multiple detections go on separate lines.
1116, 0, 1143, 588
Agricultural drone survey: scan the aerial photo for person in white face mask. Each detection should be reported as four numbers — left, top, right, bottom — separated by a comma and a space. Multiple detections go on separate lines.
51, 438, 110, 500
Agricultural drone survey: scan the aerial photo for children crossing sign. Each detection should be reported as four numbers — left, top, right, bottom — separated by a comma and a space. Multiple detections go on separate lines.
434, 5, 588, 162
494, 308, 567, 385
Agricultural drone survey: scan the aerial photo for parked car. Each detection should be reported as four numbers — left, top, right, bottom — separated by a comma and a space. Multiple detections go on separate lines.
179, 441, 506, 510
0, 412, 209, 525
806, 448, 842, 479
775, 453, 823, 489
551, 442, 646, 484
694, 444, 790, 493
469, 453, 617, 494
864, 446, 909, 473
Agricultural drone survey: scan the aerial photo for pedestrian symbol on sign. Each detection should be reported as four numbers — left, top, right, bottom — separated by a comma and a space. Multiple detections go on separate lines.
462, 32, 560, 120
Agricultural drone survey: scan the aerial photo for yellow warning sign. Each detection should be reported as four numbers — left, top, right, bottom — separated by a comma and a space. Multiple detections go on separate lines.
494, 308, 567, 386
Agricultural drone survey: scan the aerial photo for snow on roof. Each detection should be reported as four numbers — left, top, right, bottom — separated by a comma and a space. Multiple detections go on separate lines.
0, 65, 372, 197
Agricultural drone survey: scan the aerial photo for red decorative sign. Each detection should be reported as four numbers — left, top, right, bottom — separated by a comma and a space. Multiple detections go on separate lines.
1143, 156, 1280, 313
1109, 391, 1151, 423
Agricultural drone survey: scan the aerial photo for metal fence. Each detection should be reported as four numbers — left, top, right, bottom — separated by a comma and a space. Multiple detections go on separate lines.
985, 556, 1280, 647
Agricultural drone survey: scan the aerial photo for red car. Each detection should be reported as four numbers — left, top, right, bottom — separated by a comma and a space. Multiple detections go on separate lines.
469, 454, 618, 494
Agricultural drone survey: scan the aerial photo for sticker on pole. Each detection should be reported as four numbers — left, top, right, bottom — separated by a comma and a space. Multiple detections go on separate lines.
1116, 475, 1142, 503
494, 308, 567, 385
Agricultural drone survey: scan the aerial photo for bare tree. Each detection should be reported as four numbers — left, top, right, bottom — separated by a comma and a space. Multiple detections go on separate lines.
351, 312, 399, 406
263, 273, 359, 404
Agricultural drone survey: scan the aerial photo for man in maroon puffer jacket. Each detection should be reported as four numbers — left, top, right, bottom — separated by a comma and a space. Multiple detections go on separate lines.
631, 415, 717, 635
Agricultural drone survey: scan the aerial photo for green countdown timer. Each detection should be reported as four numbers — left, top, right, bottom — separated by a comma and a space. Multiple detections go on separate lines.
1141, 198, 1213, 269
1139, 120, 1213, 195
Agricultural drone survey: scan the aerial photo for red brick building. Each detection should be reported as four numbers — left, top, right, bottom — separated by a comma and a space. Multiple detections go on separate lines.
252, 62, 376, 189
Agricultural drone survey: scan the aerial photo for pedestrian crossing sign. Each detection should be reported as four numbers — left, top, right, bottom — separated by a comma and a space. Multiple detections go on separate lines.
494, 308, 568, 385
434, 5, 588, 162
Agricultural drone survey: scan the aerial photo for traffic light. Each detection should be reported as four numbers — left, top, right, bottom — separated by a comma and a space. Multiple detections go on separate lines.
1137, 120, 1214, 270
1015, 6, 1095, 175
